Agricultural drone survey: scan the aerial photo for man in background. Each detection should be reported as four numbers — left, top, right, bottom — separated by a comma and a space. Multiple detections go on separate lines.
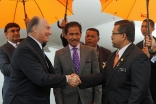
136, 19, 156, 103
0, 23, 21, 99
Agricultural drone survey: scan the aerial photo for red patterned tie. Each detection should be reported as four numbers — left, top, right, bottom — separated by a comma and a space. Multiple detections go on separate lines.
73, 48, 80, 74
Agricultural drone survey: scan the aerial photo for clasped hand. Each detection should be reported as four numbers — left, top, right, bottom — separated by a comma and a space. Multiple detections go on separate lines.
67, 73, 81, 87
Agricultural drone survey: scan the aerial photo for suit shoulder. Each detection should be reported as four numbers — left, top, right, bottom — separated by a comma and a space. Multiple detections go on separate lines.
0, 44, 5, 50
15, 40, 33, 53
55, 46, 68, 53
0, 43, 8, 48
83, 45, 94, 50
99, 46, 111, 53
131, 45, 147, 58
134, 45, 143, 53
136, 40, 143, 46
136, 40, 143, 44
0, 43, 11, 53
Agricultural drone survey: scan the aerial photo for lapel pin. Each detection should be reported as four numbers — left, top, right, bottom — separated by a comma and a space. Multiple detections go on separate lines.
121, 58, 124, 61
102, 62, 107, 68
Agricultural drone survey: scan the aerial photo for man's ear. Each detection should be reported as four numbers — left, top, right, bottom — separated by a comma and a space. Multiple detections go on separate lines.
98, 37, 100, 42
153, 27, 155, 31
64, 34, 67, 39
122, 33, 127, 40
32, 25, 38, 32
4, 32, 8, 39
80, 33, 82, 38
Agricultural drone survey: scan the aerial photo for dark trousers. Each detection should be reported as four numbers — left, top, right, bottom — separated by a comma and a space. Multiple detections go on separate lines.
78, 96, 82, 104
152, 96, 156, 104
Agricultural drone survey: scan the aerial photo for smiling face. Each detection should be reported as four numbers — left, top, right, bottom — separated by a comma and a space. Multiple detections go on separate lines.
5, 27, 20, 43
34, 18, 52, 44
64, 26, 81, 47
85, 30, 99, 47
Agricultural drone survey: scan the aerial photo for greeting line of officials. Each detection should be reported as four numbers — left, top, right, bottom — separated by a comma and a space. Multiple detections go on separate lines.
57, 19, 156, 104
0, 16, 155, 104
136, 19, 156, 103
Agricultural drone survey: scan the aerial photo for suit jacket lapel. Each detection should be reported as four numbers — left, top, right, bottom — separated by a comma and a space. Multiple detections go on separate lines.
108, 43, 135, 87
79, 44, 86, 75
114, 43, 134, 70
27, 37, 45, 59
6, 42, 15, 57
107, 52, 116, 86
27, 37, 49, 72
45, 55, 55, 74
64, 45, 76, 73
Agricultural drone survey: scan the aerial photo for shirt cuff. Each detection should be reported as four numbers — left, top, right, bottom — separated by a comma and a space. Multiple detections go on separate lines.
65, 75, 68, 83
151, 56, 156, 63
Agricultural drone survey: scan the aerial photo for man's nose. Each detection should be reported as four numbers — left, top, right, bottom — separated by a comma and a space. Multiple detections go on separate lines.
73, 34, 77, 39
49, 30, 52, 35
87, 36, 92, 40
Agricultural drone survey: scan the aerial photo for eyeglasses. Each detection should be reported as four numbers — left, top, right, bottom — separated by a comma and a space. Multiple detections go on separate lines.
112, 32, 123, 35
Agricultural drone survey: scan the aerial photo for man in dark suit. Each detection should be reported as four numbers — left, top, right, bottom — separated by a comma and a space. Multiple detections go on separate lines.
75, 20, 151, 104
53, 21, 102, 104
0, 23, 21, 99
3, 16, 81, 104
85, 28, 111, 71
136, 19, 156, 103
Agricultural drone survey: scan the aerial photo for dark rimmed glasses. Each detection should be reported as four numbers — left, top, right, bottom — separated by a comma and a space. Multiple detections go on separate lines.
112, 32, 123, 35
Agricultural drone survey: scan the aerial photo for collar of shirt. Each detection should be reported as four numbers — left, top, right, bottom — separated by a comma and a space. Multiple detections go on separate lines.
8, 40, 17, 48
28, 35, 42, 49
117, 43, 132, 59
69, 43, 80, 60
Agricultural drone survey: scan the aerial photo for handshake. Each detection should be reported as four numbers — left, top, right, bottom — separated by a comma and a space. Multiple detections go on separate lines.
66, 73, 81, 87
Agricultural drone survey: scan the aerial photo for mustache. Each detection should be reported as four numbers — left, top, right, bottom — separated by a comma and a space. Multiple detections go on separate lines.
71, 39, 79, 42
86, 41, 92, 43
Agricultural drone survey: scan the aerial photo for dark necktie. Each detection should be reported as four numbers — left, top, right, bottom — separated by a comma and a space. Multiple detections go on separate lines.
42, 48, 45, 56
73, 48, 80, 74
15, 42, 20, 48
42, 48, 49, 68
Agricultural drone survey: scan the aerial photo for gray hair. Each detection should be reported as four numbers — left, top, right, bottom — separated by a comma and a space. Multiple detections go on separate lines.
27, 16, 40, 33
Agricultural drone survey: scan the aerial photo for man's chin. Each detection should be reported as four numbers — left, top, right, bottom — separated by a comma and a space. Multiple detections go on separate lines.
71, 43, 79, 47
14, 39, 20, 42
88, 45, 93, 47
86, 43, 92, 46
